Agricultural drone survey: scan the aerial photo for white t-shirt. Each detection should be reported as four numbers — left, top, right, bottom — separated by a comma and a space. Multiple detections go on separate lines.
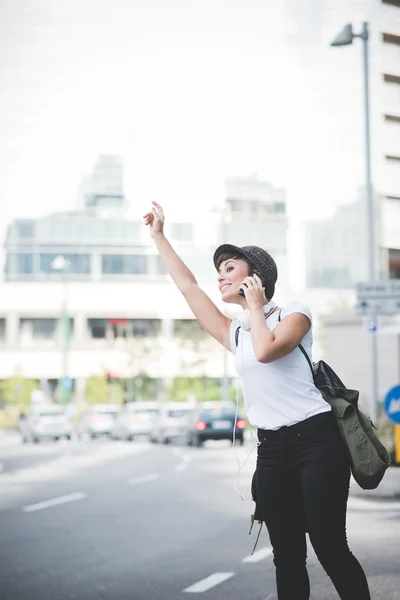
230, 301, 331, 430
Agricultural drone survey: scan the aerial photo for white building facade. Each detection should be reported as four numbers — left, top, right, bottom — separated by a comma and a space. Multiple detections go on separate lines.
0, 167, 289, 402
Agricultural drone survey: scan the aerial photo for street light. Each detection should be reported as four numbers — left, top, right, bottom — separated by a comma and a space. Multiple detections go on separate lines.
330, 22, 379, 423
51, 255, 72, 405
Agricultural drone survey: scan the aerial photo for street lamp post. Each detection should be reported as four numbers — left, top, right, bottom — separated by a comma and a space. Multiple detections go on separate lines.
51, 255, 72, 405
331, 22, 379, 423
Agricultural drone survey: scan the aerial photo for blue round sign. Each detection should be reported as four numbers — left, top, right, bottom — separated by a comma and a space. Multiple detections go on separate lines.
383, 385, 400, 424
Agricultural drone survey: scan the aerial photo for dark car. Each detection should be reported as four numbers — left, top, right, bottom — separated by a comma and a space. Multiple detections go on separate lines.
186, 402, 246, 447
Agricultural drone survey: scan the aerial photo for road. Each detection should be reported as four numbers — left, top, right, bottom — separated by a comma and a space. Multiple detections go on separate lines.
1, 435, 399, 600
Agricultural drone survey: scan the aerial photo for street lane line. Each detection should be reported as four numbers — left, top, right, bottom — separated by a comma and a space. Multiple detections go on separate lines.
127, 473, 160, 485
175, 454, 191, 472
183, 572, 235, 593
242, 546, 273, 563
22, 492, 86, 513
172, 448, 192, 472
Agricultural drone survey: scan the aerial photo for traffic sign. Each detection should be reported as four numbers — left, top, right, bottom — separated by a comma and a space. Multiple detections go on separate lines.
383, 384, 400, 425
60, 377, 74, 390
356, 280, 400, 316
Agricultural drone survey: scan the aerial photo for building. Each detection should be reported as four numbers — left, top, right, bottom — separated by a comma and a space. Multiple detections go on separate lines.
0, 164, 290, 403
218, 175, 288, 287
305, 189, 383, 289
379, 0, 400, 278
305, 0, 400, 290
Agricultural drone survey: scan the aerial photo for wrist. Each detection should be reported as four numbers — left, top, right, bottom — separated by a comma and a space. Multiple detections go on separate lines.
152, 231, 165, 242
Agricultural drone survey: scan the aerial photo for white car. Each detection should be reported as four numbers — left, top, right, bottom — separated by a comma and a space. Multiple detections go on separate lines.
20, 405, 73, 443
150, 402, 193, 444
78, 404, 120, 439
111, 402, 160, 441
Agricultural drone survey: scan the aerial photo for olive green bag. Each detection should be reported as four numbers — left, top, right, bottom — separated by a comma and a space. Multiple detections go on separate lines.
275, 312, 391, 490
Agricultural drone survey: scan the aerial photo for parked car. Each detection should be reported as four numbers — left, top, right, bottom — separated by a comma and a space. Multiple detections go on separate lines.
150, 402, 193, 444
20, 404, 73, 443
78, 404, 120, 439
111, 402, 160, 441
185, 401, 246, 447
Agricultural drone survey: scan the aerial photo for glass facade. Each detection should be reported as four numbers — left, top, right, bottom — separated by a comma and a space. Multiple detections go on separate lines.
39, 253, 91, 274
20, 319, 57, 340
88, 319, 107, 339
102, 254, 147, 275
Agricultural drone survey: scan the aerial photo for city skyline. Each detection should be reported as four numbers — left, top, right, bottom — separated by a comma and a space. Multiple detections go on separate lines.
0, 0, 392, 289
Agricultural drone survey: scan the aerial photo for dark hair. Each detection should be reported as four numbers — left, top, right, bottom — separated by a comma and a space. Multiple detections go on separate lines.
215, 252, 255, 274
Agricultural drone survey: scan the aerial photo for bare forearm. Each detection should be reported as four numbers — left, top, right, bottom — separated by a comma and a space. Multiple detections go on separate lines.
250, 307, 275, 361
153, 233, 197, 293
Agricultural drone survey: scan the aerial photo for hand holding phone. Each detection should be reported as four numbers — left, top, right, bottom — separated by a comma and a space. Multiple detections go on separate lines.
239, 271, 254, 297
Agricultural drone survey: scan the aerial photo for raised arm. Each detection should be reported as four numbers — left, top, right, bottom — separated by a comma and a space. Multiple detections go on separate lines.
143, 202, 232, 350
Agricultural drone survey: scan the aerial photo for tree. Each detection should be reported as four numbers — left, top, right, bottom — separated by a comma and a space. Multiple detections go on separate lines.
0, 376, 38, 411
85, 375, 123, 405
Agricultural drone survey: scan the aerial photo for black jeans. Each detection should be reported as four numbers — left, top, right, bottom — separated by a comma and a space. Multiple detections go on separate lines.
255, 411, 371, 600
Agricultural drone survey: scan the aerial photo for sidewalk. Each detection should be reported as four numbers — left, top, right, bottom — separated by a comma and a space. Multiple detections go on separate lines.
350, 465, 400, 500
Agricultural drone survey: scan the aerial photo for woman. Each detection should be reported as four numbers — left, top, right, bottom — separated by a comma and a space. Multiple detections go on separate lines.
143, 201, 371, 600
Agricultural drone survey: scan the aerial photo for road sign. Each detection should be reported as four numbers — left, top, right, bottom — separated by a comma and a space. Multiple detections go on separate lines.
60, 377, 74, 390
383, 384, 400, 425
356, 280, 400, 316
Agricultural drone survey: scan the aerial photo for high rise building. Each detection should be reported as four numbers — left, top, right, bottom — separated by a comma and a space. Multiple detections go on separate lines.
379, 0, 400, 278
218, 175, 288, 287
305, 190, 382, 289
79, 154, 127, 214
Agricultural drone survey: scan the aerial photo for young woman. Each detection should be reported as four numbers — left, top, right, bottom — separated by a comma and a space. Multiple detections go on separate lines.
143, 201, 371, 600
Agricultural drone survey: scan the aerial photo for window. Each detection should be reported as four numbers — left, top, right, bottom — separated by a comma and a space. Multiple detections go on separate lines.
88, 319, 107, 339
389, 249, 400, 279
17, 254, 33, 274
383, 33, 400, 45
384, 73, 400, 84
131, 319, 161, 337
39, 253, 91, 274
17, 221, 35, 238
102, 254, 147, 274
20, 319, 57, 340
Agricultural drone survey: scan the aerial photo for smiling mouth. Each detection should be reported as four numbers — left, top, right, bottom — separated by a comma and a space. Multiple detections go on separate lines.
221, 285, 231, 293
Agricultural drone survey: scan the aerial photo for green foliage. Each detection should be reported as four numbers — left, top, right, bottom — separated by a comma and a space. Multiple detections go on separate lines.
85, 376, 123, 405
0, 376, 38, 410
168, 376, 237, 403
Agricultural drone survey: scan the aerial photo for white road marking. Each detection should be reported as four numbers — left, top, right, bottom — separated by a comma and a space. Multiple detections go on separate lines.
242, 546, 273, 563
183, 572, 235, 593
1, 442, 147, 485
22, 492, 86, 513
127, 473, 160, 485
175, 454, 191, 472
172, 447, 193, 472
347, 497, 400, 511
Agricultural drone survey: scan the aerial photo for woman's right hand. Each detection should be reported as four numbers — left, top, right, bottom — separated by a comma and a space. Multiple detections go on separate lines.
143, 201, 165, 238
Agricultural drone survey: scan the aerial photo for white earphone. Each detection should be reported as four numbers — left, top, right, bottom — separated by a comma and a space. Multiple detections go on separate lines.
236, 300, 276, 331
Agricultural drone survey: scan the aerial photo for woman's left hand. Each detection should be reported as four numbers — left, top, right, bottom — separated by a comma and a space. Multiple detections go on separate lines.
240, 273, 266, 309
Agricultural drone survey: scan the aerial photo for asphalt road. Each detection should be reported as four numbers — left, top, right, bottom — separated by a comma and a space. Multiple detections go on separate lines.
1, 435, 400, 600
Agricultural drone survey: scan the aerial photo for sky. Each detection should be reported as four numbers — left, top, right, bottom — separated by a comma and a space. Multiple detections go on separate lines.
0, 0, 379, 286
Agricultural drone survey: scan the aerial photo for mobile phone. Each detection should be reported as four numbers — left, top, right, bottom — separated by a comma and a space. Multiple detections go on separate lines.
239, 271, 254, 297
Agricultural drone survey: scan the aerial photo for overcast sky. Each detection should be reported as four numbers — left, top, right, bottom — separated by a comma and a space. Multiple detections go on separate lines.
0, 0, 378, 285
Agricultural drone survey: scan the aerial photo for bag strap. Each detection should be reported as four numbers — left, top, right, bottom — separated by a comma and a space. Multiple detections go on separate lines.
278, 310, 314, 376
235, 326, 241, 348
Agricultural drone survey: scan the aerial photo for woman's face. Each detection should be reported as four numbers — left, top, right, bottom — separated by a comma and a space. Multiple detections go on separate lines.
217, 257, 251, 303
